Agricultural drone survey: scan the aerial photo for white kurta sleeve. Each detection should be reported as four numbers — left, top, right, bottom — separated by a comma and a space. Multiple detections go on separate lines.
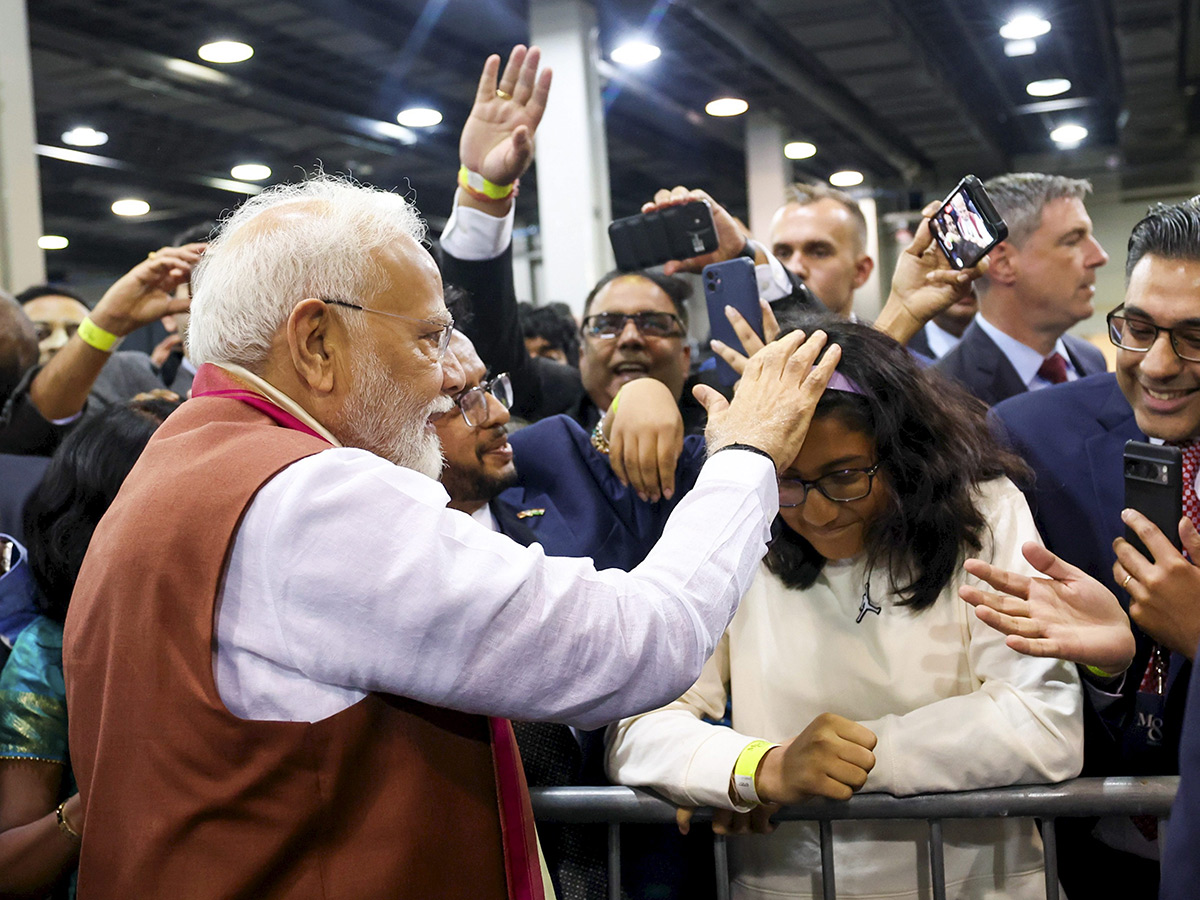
227, 446, 777, 730
605, 632, 764, 811
859, 481, 1085, 795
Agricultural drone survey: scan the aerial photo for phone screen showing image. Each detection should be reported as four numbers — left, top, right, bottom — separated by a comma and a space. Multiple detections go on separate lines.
930, 177, 1007, 269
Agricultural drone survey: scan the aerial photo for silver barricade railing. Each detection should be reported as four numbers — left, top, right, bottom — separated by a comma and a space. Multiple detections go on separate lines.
530, 776, 1179, 900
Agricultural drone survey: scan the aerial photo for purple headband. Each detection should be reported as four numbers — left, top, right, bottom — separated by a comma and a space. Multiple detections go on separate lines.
826, 371, 866, 396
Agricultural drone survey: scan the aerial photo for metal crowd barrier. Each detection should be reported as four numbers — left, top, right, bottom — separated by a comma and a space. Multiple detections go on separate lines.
530, 777, 1179, 900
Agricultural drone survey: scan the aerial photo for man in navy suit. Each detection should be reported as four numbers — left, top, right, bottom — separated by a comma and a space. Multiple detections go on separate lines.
937, 173, 1110, 405
435, 329, 709, 900
992, 198, 1200, 898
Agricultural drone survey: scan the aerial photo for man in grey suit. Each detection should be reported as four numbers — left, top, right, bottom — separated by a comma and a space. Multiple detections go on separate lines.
936, 172, 1110, 405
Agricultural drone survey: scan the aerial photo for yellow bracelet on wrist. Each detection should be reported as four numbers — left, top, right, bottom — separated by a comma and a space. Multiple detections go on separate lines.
77, 316, 122, 353
457, 166, 514, 201
732, 739, 778, 806
56, 799, 80, 839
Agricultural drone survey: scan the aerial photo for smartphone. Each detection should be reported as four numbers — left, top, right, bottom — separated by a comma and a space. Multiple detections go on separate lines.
929, 175, 1008, 270
703, 258, 764, 387
1123, 440, 1183, 563
608, 200, 719, 272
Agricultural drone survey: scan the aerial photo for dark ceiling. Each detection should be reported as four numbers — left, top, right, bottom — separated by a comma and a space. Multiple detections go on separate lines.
25, 0, 1200, 280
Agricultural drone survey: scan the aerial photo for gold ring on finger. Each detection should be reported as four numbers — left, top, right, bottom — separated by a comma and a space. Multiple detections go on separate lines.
495, 89, 513, 100
1123, 573, 1133, 590
147, 250, 157, 259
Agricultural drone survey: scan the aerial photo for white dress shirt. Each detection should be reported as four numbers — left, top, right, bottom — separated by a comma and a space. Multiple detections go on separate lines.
974, 315, 1079, 389
213, 398, 778, 727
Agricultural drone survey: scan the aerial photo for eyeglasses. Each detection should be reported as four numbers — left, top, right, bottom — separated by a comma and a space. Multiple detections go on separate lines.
455, 373, 513, 427
1108, 306, 1200, 363
778, 463, 881, 508
581, 312, 684, 340
323, 298, 454, 358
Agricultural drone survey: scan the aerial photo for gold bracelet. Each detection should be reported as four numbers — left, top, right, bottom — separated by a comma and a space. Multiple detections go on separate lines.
56, 799, 80, 839
77, 316, 122, 353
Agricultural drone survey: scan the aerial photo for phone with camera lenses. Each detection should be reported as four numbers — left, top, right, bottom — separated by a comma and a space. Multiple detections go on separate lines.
608, 200, 719, 272
1123, 440, 1183, 563
929, 175, 1008, 270
703, 258, 763, 388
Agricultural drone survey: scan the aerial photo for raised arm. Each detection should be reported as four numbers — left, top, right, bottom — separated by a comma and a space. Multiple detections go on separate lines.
440, 47, 561, 417
28, 245, 201, 421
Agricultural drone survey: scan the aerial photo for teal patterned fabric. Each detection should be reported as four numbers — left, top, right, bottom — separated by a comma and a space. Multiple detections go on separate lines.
0, 616, 67, 765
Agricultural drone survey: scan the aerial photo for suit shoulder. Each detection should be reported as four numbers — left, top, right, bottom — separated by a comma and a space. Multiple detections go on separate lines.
993, 372, 1119, 433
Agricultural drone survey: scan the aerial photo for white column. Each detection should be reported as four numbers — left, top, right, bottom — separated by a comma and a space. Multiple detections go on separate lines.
852, 195, 883, 319
0, 0, 45, 291
530, 0, 611, 314
745, 113, 788, 243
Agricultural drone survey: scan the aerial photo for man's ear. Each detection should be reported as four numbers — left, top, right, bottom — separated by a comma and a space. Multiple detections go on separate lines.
287, 298, 337, 394
986, 241, 1018, 286
852, 255, 875, 289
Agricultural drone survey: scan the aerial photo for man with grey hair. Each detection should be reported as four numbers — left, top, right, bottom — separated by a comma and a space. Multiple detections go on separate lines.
60, 50, 845, 897
935, 172, 1109, 405
768, 182, 875, 319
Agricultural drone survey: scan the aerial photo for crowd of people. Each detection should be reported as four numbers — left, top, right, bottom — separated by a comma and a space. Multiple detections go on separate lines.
0, 41, 1197, 900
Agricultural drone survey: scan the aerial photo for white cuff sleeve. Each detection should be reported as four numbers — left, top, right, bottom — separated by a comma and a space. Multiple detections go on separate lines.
440, 200, 515, 261
756, 245, 793, 304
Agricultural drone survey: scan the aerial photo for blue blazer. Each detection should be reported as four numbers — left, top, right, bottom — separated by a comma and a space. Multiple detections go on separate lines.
498, 414, 706, 572
937, 320, 1108, 406
1162, 649, 1200, 899
993, 373, 1189, 775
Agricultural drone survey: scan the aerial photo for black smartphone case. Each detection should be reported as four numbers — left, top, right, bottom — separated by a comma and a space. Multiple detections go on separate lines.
1123, 440, 1184, 561
931, 175, 1009, 269
608, 200, 719, 272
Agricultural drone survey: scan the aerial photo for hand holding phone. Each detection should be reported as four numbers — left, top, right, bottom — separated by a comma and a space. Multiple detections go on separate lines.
609, 200, 720, 272
703, 259, 764, 387
929, 175, 1008, 270
1123, 441, 1183, 561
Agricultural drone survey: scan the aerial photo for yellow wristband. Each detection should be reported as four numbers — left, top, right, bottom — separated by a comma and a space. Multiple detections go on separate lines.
609, 385, 624, 416
732, 739, 777, 806
77, 316, 122, 353
458, 166, 515, 201
1085, 664, 1122, 681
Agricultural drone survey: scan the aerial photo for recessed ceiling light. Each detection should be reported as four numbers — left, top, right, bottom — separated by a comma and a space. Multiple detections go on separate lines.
829, 170, 864, 187
1004, 39, 1037, 57
1027, 78, 1071, 97
61, 126, 108, 147
784, 141, 817, 160
38, 235, 69, 250
231, 163, 272, 181
705, 97, 749, 117
611, 40, 661, 67
395, 107, 443, 128
1000, 14, 1051, 40
198, 41, 254, 64
1050, 123, 1088, 146
111, 198, 150, 217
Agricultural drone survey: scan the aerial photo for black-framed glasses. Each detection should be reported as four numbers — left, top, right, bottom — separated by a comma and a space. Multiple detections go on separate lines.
323, 298, 454, 358
1107, 305, 1200, 362
455, 373, 513, 427
581, 312, 684, 340
778, 463, 882, 508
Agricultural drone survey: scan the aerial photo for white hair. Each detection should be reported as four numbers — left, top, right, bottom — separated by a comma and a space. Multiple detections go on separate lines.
187, 174, 428, 370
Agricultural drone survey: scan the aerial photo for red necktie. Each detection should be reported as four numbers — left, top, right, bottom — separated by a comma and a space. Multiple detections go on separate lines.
1175, 440, 1200, 537
1037, 352, 1068, 385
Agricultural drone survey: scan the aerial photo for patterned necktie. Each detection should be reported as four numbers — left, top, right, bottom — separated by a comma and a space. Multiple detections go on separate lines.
1176, 440, 1200, 536
1037, 351, 1068, 385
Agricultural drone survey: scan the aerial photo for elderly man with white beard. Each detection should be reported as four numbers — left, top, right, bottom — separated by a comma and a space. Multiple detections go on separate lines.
60, 162, 843, 900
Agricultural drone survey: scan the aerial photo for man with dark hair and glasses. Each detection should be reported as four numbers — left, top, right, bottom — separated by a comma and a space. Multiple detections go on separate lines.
990, 197, 1200, 899
576, 268, 706, 433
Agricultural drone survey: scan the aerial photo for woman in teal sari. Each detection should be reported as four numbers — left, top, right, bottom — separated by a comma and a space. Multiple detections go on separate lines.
0, 395, 178, 897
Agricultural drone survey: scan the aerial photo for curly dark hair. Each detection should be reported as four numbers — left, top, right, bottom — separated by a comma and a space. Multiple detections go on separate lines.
765, 311, 1030, 611
23, 396, 179, 623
